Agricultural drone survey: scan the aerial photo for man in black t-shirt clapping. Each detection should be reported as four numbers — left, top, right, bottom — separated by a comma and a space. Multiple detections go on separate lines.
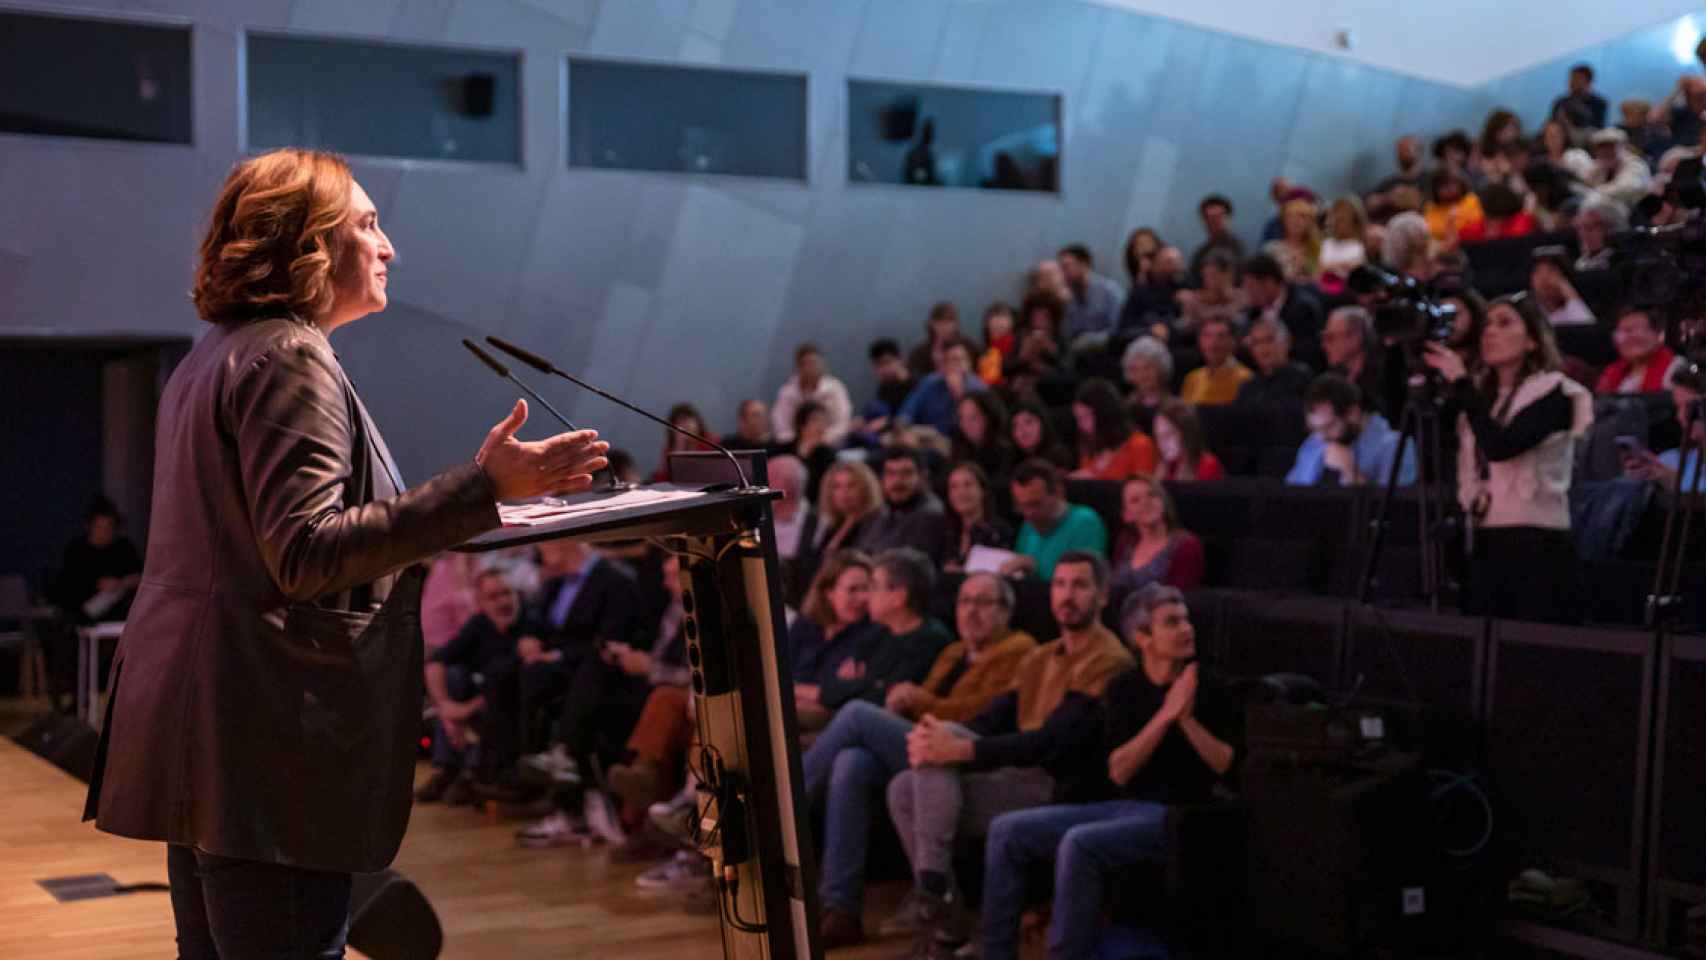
978, 584, 1239, 960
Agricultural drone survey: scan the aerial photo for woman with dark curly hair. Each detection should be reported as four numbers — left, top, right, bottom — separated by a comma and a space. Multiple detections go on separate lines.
1071, 378, 1157, 481
84, 148, 608, 955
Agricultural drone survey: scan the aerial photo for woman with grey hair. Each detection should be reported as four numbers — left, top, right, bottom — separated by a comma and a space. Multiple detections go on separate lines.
1120, 334, 1174, 432
1381, 211, 1434, 280
1573, 197, 1628, 272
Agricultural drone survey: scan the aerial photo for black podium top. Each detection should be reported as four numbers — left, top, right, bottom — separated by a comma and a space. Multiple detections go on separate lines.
455, 484, 781, 553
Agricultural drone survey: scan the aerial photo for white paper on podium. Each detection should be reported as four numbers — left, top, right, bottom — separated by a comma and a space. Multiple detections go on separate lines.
497, 487, 709, 527
964, 545, 1020, 573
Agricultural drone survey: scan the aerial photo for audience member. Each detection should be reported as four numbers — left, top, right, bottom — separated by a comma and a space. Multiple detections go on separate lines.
803, 573, 1037, 946
1263, 193, 1323, 282
1624, 363, 1706, 492
51, 496, 142, 623
1463, 183, 1538, 242
1259, 176, 1293, 243
1241, 252, 1325, 360
1322, 306, 1384, 414
1424, 168, 1484, 245
1175, 251, 1245, 336
1551, 63, 1609, 131
884, 553, 1133, 948
1583, 128, 1652, 207
791, 550, 879, 731
980, 585, 1236, 960
1110, 477, 1207, 603
942, 462, 1016, 572
1009, 402, 1075, 471
1433, 129, 1474, 177
1152, 399, 1224, 482
798, 460, 883, 598
976, 302, 1018, 386
1123, 227, 1163, 287
730, 398, 774, 451
1071, 378, 1157, 481
486, 539, 639, 800
1179, 317, 1253, 406
1287, 374, 1415, 486
857, 449, 950, 564
950, 391, 1017, 486
818, 548, 952, 714
1371, 135, 1427, 199
856, 338, 915, 438
1423, 295, 1592, 623
1008, 292, 1065, 389
1573, 197, 1627, 273
1667, 76, 1706, 154
1236, 317, 1312, 414
774, 343, 854, 445
417, 568, 530, 805
908, 302, 964, 379
768, 455, 814, 602
1005, 460, 1109, 580
900, 337, 987, 438
786, 401, 839, 502
421, 552, 478, 652
1188, 194, 1245, 281
1058, 244, 1126, 347
604, 564, 697, 832
650, 402, 719, 483
1536, 118, 1594, 181
1596, 307, 1683, 394
1382, 212, 1436, 281
1529, 247, 1597, 327
1120, 335, 1174, 431
1319, 195, 1370, 282
1117, 245, 1186, 340
1617, 97, 1670, 159
1478, 109, 1524, 171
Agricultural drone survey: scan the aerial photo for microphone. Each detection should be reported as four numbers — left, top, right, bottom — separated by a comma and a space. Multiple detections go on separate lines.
461, 339, 629, 493
484, 335, 759, 491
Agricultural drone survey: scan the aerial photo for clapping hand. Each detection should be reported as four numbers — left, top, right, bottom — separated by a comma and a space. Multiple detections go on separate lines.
1162, 663, 1199, 723
836, 658, 867, 682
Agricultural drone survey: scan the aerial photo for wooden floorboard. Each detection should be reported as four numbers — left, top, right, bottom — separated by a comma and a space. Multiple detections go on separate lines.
0, 703, 908, 959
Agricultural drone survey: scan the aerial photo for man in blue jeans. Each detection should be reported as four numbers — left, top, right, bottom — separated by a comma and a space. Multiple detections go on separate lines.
980, 585, 1239, 960
801, 572, 1034, 948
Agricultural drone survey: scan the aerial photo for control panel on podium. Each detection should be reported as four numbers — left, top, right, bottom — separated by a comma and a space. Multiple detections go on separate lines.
457, 450, 820, 960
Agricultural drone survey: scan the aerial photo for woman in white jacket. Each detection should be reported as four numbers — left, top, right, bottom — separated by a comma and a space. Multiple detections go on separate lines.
1424, 294, 1593, 623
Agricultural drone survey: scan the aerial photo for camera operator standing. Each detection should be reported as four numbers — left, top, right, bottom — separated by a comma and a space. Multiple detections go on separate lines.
1423, 295, 1593, 623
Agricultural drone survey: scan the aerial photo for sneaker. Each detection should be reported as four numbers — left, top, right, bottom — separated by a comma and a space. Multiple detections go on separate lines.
635, 851, 712, 892
582, 789, 626, 846
442, 772, 476, 806
917, 887, 969, 944
648, 791, 699, 848
608, 760, 663, 810
515, 810, 593, 849
877, 889, 926, 937
521, 744, 581, 785
414, 767, 459, 804
818, 905, 866, 949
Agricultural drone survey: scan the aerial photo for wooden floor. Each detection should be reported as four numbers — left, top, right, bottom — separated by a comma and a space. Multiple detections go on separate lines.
0, 699, 907, 960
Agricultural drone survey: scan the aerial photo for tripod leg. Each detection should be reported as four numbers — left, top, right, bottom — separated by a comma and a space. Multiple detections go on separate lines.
1357, 404, 1423, 605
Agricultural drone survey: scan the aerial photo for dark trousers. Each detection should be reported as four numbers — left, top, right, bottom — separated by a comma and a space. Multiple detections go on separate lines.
478, 650, 585, 773
559, 653, 651, 767
1466, 525, 1579, 624
167, 844, 352, 960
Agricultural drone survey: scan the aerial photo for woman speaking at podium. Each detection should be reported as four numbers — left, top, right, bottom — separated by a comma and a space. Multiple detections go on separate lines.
82, 148, 608, 957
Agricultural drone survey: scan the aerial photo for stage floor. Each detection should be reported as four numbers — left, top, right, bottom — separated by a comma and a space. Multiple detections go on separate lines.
0, 728, 909, 959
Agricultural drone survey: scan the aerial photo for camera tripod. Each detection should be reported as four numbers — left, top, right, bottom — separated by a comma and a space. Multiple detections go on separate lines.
1646, 396, 1705, 628
1357, 374, 1456, 610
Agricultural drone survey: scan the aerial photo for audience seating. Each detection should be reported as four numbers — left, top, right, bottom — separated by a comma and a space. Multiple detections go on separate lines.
1461, 231, 1573, 299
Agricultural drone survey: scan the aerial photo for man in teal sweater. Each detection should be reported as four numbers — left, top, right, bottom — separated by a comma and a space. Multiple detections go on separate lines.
1002, 459, 1109, 580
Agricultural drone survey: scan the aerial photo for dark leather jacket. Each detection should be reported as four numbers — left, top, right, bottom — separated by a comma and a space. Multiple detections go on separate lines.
85, 316, 500, 873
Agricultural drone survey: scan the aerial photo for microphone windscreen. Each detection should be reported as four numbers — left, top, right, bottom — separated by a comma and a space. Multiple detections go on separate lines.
486, 336, 555, 374
462, 339, 509, 377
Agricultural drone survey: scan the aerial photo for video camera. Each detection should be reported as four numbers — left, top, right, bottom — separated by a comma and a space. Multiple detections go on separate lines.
1618, 158, 1706, 339
1347, 264, 1459, 348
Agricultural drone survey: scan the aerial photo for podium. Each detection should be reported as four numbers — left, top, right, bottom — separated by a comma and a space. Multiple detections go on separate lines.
458, 463, 821, 960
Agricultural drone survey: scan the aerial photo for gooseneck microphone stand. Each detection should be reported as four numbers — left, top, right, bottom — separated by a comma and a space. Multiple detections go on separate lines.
462, 339, 630, 493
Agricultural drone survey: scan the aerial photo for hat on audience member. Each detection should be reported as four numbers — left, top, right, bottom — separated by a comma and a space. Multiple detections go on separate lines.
1590, 127, 1628, 148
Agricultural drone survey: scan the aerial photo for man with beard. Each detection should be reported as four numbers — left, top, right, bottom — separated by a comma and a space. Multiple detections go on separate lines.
1286, 373, 1414, 487
881, 552, 1133, 955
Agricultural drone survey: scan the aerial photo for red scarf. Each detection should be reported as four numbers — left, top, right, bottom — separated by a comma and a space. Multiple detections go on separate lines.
1596, 345, 1675, 394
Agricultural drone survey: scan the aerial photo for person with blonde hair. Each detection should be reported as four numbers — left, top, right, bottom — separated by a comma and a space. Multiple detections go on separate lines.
84, 148, 608, 953
796, 459, 882, 595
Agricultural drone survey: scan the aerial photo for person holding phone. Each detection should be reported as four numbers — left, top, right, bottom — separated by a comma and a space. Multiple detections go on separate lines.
1624, 363, 1706, 492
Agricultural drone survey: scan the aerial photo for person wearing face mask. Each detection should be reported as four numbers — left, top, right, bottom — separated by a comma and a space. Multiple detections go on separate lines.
1423, 295, 1593, 623
1152, 399, 1225, 482
1286, 374, 1415, 487
1594, 307, 1684, 395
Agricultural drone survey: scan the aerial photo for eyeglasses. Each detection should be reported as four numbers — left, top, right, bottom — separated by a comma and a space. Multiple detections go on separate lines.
957, 595, 1006, 609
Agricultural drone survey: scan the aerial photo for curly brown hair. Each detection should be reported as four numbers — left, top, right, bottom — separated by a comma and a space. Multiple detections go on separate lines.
192, 148, 354, 323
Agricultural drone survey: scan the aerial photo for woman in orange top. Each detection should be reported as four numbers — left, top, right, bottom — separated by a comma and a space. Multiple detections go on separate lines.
1423, 168, 1484, 245
1070, 378, 1156, 481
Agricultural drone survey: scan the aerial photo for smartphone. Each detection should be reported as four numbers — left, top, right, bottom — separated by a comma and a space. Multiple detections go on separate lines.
1615, 435, 1651, 460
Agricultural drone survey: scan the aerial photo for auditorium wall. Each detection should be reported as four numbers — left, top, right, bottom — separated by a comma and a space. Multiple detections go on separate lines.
0, 0, 1688, 482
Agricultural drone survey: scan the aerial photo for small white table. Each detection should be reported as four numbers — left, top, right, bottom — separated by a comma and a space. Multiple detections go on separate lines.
76, 621, 125, 729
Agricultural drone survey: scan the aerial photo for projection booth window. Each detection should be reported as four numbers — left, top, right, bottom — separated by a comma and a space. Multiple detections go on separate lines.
567, 59, 807, 181
0, 10, 192, 144
245, 33, 520, 165
847, 80, 1061, 193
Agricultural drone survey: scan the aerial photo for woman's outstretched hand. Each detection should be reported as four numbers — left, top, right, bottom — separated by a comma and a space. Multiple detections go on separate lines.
476, 399, 609, 501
